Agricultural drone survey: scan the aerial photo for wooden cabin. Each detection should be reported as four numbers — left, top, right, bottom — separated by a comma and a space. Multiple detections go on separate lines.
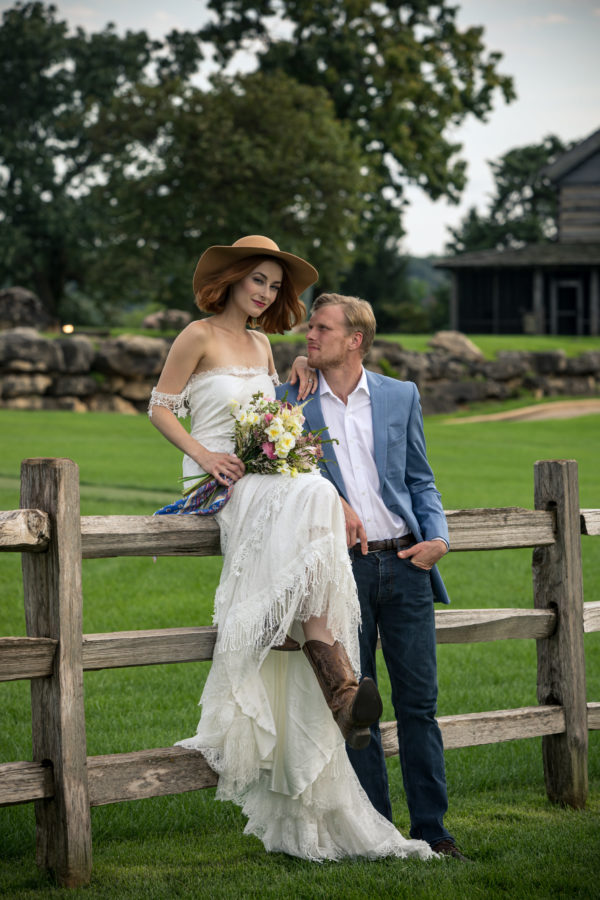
435, 128, 600, 335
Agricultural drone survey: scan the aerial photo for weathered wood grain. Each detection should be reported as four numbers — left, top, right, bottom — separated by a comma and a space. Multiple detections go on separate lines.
87, 747, 218, 806
79, 508, 557, 559
0, 509, 50, 552
434, 608, 556, 643
81, 515, 221, 558
533, 460, 588, 808
21, 458, 92, 887
82, 627, 217, 669
0, 637, 56, 681
583, 602, 600, 634
580, 509, 600, 536
381, 705, 565, 756
588, 702, 600, 731
0, 761, 54, 807
445, 507, 555, 550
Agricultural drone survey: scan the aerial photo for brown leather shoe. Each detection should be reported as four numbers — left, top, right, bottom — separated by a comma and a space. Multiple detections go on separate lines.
431, 839, 471, 862
302, 639, 383, 750
272, 634, 301, 651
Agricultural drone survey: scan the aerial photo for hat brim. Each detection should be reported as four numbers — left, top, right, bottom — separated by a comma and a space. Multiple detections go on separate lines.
193, 244, 318, 297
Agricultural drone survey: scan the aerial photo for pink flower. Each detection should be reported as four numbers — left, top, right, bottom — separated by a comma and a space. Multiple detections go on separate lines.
264, 412, 274, 423
261, 441, 277, 460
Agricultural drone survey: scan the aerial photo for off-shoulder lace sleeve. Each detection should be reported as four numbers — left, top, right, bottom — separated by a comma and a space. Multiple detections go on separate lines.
147, 386, 190, 419
270, 371, 281, 387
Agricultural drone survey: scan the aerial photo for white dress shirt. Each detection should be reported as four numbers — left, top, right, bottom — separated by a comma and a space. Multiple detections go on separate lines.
319, 369, 410, 542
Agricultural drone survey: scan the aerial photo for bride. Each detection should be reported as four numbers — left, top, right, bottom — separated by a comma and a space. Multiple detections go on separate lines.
148, 235, 434, 861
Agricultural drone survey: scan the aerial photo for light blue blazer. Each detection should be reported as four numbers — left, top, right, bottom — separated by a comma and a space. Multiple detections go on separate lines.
277, 370, 450, 604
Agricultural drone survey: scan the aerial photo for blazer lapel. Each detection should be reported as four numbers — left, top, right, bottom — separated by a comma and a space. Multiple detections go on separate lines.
302, 392, 348, 499
366, 370, 388, 488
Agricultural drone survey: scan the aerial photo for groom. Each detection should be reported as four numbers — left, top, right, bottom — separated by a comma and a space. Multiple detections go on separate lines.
280, 292, 466, 860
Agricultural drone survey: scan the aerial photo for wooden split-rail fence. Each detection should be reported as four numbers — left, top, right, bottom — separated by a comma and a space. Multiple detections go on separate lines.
0, 457, 599, 888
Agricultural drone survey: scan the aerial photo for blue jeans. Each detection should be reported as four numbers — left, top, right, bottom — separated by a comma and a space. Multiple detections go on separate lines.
346, 549, 452, 846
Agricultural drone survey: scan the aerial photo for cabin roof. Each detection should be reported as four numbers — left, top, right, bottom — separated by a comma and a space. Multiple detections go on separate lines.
435, 242, 600, 269
544, 127, 600, 182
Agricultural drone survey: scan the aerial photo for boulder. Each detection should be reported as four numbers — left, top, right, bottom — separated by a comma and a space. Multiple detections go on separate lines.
484, 351, 531, 382
87, 394, 139, 415
428, 331, 485, 361
94, 335, 171, 377
142, 309, 193, 331
119, 379, 155, 402
1, 373, 53, 398
50, 375, 98, 397
56, 335, 95, 373
530, 350, 567, 375
564, 351, 600, 375
0, 287, 53, 330
0, 328, 63, 372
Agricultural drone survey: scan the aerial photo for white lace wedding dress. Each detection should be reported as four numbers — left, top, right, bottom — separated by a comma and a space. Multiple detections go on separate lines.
151, 366, 434, 861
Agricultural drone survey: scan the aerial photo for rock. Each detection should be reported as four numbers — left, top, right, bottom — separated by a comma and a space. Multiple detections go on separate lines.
271, 341, 306, 380
50, 375, 98, 397
0, 287, 53, 330
87, 394, 139, 415
564, 351, 600, 375
484, 352, 531, 381
94, 335, 171, 377
42, 396, 89, 413
56, 335, 95, 373
428, 331, 485, 361
0, 395, 46, 411
1, 373, 53, 398
142, 309, 193, 331
530, 350, 567, 375
119, 380, 155, 402
0, 328, 63, 372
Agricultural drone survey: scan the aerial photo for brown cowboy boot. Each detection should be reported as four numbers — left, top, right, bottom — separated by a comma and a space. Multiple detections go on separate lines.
302, 639, 383, 750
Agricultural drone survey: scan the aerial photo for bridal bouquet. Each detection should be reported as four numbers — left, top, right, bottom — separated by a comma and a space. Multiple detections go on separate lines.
154, 391, 331, 516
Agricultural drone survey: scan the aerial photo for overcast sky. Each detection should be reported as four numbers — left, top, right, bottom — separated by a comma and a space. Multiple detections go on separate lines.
4, 0, 600, 256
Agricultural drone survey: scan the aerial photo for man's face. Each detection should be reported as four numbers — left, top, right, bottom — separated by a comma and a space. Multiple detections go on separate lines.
306, 304, 356, 370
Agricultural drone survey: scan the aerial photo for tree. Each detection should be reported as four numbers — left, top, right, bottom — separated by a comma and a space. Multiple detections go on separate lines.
445, 135, 573, 254
0, 2, 203, 317
201, 0, 515, 251
82, 70, 374, 309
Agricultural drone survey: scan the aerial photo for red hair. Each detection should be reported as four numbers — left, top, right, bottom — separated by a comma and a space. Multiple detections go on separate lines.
194, 256, 305, 334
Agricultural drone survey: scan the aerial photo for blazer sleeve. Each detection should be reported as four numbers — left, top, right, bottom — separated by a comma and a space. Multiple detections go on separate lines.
404, 383, 449, 545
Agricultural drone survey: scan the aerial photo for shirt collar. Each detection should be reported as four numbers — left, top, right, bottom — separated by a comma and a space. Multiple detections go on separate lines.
319, 367, 369, 400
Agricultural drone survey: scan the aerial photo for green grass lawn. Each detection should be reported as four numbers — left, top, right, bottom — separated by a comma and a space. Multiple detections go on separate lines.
0, 408, 599, 898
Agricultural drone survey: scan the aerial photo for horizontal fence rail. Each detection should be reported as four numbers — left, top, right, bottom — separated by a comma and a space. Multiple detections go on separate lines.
0, 457, 598, 888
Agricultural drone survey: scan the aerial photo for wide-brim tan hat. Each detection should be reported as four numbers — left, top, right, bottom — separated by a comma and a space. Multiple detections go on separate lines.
193, 235, 318, 297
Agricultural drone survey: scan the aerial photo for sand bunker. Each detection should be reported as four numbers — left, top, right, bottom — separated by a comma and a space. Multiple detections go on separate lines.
445, 399, 600, 424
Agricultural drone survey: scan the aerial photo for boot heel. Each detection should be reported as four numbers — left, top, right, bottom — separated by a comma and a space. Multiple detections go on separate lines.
351, 677, 383, 725
347, 726, 371, 751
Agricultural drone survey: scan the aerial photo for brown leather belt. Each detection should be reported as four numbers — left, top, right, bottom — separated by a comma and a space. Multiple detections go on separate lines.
352, 534, 416, 554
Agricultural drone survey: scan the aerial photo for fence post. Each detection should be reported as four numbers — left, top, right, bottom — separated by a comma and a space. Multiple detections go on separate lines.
533, 459, 588, 808
20, 458, 92, 887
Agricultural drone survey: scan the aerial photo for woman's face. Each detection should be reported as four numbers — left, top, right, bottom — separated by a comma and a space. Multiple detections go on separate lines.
229, 260, 283, 318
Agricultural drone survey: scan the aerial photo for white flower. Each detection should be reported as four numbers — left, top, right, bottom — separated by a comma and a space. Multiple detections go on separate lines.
277, 460, 291, 476
265, 419, 284, 440
275, 432, 296, 458
245, 411, 260, 425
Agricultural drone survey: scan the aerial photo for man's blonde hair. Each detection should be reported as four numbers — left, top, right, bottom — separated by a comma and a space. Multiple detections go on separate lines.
311, 292, 376, 356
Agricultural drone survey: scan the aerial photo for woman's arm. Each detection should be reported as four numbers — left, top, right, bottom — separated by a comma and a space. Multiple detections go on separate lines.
149, 324, 245, 485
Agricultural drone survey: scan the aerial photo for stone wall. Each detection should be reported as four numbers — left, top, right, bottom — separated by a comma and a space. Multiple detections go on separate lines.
1, 327, 599, 416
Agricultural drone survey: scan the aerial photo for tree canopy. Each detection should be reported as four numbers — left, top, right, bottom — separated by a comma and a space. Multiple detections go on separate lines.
1, 1, 516, 324
445, 135, 574, 254
202, 0, 515, 247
